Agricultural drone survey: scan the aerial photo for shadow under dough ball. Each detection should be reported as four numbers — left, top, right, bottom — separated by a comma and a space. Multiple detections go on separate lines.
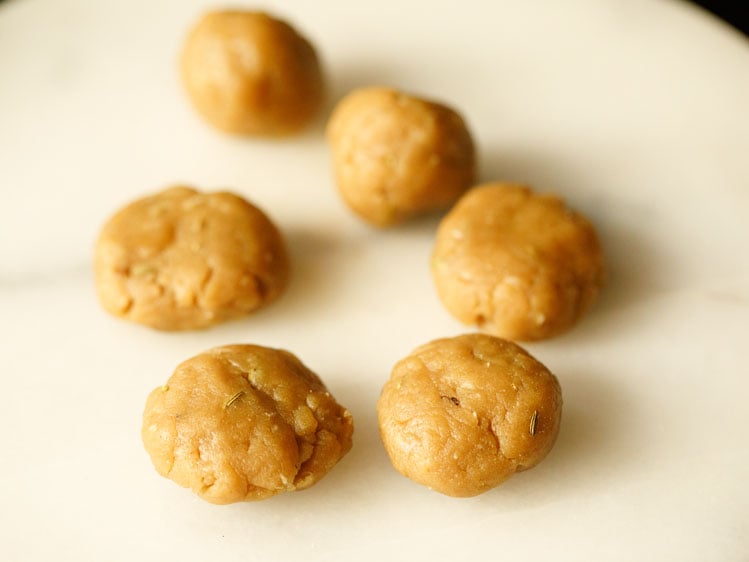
181, 10, 325, 136
94, 186, 289, 330
377, 333, 562, 497
142, 344, 354, 504
431, 183, 606, 341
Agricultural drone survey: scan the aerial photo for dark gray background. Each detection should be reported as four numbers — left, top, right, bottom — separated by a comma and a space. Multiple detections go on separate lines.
694, 0, 748, 36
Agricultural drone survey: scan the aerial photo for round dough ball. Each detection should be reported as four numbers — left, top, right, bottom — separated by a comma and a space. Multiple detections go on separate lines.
432, 183, 605, 341
94, 186, 289, 330
326, 87, 476, 226
181, 10, 325, 136
142, 344, 354, 504
377, 333, 562, 497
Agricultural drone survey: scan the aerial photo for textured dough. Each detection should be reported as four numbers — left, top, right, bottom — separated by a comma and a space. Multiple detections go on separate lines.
181, 10, 324, 135
94, 186, 289, 330
142, 345, 354, 504
377, 333, 562, 497
327, 87, 475, 226
432, 183, 605, 341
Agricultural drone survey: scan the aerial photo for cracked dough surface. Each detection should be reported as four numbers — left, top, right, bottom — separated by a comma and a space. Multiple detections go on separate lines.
142, 344, 354, 504
94, 186, 289, 330
432, 183, 605, 341
326, 87, 475, 226
377, 333, 562, 497
181, 10, 324, 136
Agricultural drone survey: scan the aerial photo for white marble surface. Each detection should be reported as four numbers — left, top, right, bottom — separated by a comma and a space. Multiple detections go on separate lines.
1, 0, 748, 560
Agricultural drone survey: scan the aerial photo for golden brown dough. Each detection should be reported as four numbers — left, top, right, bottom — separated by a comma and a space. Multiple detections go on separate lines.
181, 10, 325, 136
142, 344, 354, 504
94, 186, 289, 330
431, 183, 605, 341
326, 87, 476, 226
377, 333, 562, 497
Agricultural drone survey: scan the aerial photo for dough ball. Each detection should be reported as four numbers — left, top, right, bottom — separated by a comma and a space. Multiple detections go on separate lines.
432, 183, 605, 341
94, 186, 289, 330
181, 10, 325, 136
326, 87, 476, 226
377, 333, 562, 497
142, 344, 354, 504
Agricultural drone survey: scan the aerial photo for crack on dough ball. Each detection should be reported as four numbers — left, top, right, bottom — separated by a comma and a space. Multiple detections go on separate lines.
142, 345, 354, 504
431, 183, 606, 340
94, 186, 289, 330
181, 10, 325, 136
377, 333, 562, 497
326, 87, 476, 226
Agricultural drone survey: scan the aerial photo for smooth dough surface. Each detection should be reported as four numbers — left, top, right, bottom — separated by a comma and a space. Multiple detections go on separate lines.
181, 10, 324, 135
377, 333, 562, 497
327, 87, 475, 226
94, 186, 289, 330
432, 183, 605, 341
142, 345, 354, 504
